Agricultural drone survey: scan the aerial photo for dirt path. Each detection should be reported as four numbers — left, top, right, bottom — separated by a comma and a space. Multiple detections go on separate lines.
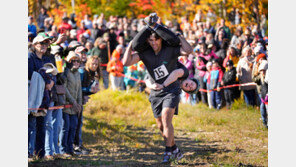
29, 125, 256, 167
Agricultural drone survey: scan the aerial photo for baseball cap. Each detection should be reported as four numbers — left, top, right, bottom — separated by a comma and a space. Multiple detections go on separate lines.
226, 60, 234, 66
50, 45, 62, 55
258, 60, 268, 71
103, 32, 110, 38
70, 29, 77, 36
97, 38, 106, 45
254, 45, 263, 55
66, 51, 80, 62
32, 32, 50, 44
256, 53, 266, 62
68, 40, 82, 49
83, 32, 89, 38
43, 63, 58, 76
75, 46, 87, 54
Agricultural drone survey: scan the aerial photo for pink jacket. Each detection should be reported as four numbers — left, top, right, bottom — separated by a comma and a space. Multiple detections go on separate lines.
196, 51, 218, 77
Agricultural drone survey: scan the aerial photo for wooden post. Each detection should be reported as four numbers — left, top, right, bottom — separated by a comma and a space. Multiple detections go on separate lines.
107, 41, 111, 61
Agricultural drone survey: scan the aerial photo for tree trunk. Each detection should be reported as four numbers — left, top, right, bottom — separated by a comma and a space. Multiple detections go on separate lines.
222, 0, 227, 19
254, 0, 261, 29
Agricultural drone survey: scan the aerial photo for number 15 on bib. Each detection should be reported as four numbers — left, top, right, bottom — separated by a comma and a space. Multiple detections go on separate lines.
153, 64, 169, 80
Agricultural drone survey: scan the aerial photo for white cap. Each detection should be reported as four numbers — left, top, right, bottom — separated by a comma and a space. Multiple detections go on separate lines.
43, 63, 58, 76
66, 51, 80, 62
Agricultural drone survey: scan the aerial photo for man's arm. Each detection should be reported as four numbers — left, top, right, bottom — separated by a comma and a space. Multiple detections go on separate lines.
161, 69, 184, 88
122, 41, 140, 66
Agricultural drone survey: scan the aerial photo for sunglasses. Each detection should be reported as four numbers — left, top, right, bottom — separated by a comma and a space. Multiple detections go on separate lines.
71, 60, 80, 63
80, 51, 87, 54
39, 41, 49, 45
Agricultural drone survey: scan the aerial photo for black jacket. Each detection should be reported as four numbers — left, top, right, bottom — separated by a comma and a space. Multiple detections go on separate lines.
222, 67, 237, 86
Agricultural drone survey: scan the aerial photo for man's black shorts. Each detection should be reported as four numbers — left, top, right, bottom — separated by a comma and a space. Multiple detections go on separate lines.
148, 82, 181, 118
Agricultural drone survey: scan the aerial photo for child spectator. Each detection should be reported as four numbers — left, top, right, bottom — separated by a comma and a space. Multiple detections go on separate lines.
204, 61, 213, 108
124, 64, 138, 90
136, 61, 146, 92
221, 60, 237, 109
209, 59, 224, 109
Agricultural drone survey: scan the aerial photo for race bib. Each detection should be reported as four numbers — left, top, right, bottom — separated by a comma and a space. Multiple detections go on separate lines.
153, 64, 169, 80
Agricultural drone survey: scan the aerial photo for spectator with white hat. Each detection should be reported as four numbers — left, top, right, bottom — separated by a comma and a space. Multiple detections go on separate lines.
75, 46, 88, 67
28, 32, 54, 159
236, 46, 257, 106
253, 59, 268, 128
69, 29, 78, 43
60, 51, 83, 157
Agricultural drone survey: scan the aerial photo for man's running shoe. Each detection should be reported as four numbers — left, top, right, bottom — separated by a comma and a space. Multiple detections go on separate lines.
162, 151, 172, 163
172, 147, 184, 161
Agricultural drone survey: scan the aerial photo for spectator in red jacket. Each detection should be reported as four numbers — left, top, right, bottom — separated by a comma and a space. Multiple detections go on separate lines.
58, 16, 72, 34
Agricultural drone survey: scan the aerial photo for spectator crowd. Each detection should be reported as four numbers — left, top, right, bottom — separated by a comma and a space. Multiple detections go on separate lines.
28, 6, 268, 161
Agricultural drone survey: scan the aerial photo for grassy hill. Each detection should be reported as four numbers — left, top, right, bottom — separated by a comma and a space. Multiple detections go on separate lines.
29, 89, 268, 167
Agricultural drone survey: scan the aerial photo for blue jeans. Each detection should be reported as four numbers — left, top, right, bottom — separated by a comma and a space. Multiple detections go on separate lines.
52, 108, 63, 154
74, 109, 83, 147
102, 70, 109, 89
28, 115, 36, 156
243, 89, 256, 106
28, 114, 46, 158
45, 102, 54, 156
260, 99, 268, 125
60, 112, 78, 154
210, 91, 222, 109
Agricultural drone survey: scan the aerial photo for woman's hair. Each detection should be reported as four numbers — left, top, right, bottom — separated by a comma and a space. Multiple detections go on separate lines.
85, 55, 101, 79
183, 78, 199, 94
94, 37, 103, 48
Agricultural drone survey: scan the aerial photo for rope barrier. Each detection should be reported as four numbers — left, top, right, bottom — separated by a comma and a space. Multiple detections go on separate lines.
28, 104, 73, 111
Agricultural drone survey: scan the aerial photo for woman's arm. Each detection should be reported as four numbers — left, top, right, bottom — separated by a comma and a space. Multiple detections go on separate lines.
131, 27, 151, 52
144, 74, 162, 90
64, 73, 76, 104
179, 35, 193, 55
151, 24, 180, 47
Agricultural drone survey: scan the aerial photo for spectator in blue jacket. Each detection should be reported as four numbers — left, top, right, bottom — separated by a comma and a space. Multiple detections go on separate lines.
28, 32, 54, 159
124, 65, 138, 90
209, 59, 224, 109
28, 16, 37, 42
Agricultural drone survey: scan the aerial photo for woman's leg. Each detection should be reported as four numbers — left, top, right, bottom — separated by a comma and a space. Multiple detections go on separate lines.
60, 112, 70, 154
28, 115, 36, 156
52, 108, 63, 155
35, 116, 46, 158
44, 102, 54, 156
68, 114, 78, 153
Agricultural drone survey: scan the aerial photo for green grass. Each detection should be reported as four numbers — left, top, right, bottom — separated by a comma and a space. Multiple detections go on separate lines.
29, 89, 268, 167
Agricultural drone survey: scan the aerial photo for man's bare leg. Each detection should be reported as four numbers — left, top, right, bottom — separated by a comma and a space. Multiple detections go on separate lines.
161, 107, 175, 147
156, 115, 175, 146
